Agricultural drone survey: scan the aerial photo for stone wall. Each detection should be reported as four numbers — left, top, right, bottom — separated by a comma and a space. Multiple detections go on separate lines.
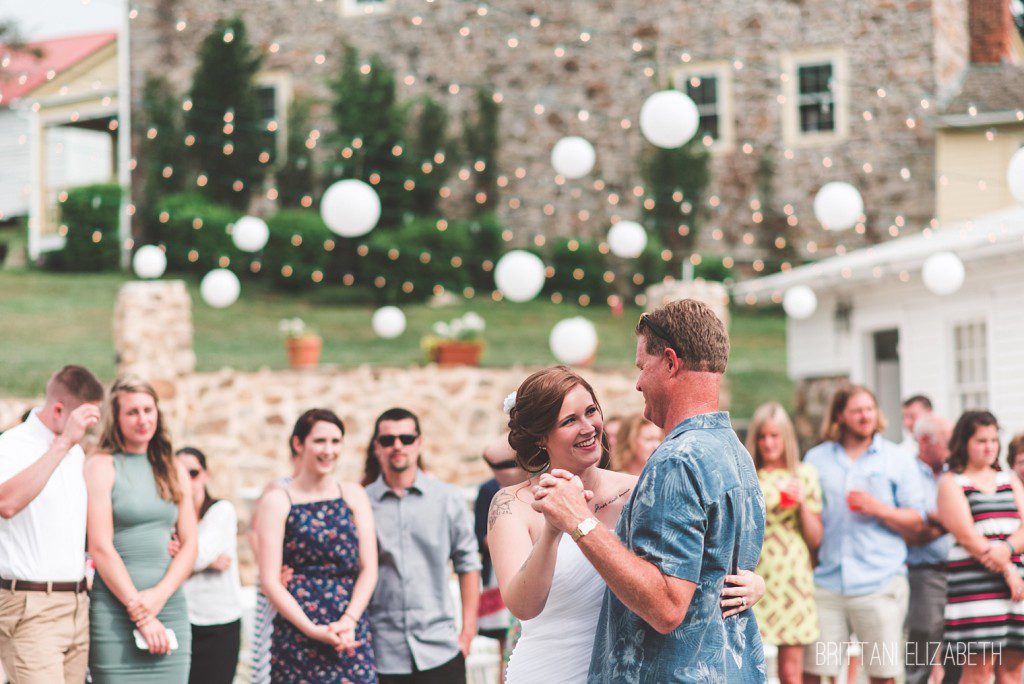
129, 0, 949, 259
792, 374, 851, 452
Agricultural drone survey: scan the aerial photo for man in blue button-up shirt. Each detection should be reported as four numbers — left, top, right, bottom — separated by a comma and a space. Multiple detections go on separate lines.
804, 385, 927, 684
904, 413, 956, 684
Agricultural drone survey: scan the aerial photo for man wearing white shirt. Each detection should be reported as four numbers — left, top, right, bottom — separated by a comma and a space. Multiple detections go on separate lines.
0, 365, 104, 684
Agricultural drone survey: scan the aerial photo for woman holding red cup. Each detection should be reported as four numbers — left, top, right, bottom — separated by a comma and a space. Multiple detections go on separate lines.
747, 402, 824, 684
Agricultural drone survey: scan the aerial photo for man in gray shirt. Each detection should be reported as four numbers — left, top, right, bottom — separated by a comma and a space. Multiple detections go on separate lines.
364, 408, 481, 684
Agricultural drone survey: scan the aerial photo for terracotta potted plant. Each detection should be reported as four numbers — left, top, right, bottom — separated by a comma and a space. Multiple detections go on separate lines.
279, 317, 322, 369
423, 312, 486, 367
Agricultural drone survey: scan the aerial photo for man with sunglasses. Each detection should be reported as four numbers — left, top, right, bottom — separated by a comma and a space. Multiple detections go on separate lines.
364, 408, 481, 684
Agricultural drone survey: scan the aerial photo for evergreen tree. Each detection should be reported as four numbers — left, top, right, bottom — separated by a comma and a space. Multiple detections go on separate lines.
756, 152, 799, 268
641, 140, 710, 268
462, 88, 501, 216
275, 97, 316, 208
139, 75, 186, 237
408, 95, 453, 216
185, 17, 265, 210
326, 48, 409, 228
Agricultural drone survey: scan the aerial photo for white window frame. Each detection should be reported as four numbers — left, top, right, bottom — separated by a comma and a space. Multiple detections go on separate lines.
254, 70, 292, 162
673, 62, 734, 153
340, 0, 391, 17
781, 50, 848, 147
951, 319, 990, 414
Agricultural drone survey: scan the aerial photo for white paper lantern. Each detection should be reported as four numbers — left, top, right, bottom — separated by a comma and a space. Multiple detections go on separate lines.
813, 182, 864, 231
1008, 147, 1024, 206
232, 216, 269, 252
494, 250, 546, 303
132, 245, 166, 279
783, 286, 817, 320
551, 136, 596, 179
200, 268, 241, 309
549, 317, 599, 365
372, 306, 407, 339
639, 90, 700, 149
607, 220, 648, 258
922, 251, 965, 296
320, 179, 382, 237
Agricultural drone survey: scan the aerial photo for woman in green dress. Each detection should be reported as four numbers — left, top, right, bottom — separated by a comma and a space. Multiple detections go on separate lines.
746, 402, 823, 684
85, 375, 198, 682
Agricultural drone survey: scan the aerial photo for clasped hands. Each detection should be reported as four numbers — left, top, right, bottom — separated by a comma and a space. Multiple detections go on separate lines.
307, 613, 363, 655
127, 589, 172, 655
530, 469, 594, 534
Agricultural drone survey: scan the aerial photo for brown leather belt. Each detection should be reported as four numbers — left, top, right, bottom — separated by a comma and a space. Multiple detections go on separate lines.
0, 578, 87, 593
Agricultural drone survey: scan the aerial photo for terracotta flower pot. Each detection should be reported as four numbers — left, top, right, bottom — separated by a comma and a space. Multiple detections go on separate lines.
286, 335, 322, 369
432, 340, 483, 367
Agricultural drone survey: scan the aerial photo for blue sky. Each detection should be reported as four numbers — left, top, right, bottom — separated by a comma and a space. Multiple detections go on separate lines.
2, 0, 119, 40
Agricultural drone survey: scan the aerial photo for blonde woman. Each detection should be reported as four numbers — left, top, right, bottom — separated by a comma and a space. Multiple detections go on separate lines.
609, 413, 663, 476
746, 402, 822, 684
85, 376, 198, 682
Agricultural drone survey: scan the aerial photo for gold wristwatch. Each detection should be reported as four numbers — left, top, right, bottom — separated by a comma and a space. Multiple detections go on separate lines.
570, 516, 600, 542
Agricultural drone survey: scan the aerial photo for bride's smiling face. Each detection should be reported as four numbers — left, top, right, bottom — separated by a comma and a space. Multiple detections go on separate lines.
541, 384, 604, 471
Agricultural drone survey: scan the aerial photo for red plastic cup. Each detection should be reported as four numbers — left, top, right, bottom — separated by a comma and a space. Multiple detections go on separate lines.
847, 490, 864, 512
779, 489, 798, 509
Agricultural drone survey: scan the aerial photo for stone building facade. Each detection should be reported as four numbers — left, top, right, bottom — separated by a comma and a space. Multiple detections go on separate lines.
128, 0, 1021, 265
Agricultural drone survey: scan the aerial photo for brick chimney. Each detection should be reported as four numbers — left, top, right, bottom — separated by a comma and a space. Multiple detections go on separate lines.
969, 0, 1013, 63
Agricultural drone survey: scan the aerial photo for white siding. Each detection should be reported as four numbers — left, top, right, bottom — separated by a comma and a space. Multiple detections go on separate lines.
0, 110, 31, 218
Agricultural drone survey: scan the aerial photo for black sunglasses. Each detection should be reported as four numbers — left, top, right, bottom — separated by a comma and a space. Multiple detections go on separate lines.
486, 458, 519, 471
638, 313, 684, 358
377, 434, 418, 447
187, 469, 202, 479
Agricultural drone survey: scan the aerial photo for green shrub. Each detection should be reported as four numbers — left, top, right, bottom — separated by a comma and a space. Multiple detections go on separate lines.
46, 183, 122, 272
151, 193, 243, 275
263, 210, 340, 290
544, 237, 609, 300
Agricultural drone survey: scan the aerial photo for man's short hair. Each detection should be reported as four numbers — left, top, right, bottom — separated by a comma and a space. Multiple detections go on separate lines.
902, 394, 933, 411
635, 299, 729, 373
913, 412, 949, 441
48, 365, 104, 404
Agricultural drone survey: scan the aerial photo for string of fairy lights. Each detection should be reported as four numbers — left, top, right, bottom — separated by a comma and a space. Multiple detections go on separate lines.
5, 0, 1024, 326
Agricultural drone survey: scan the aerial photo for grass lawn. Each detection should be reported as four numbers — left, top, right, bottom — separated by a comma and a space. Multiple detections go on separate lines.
0, 269, 792, 419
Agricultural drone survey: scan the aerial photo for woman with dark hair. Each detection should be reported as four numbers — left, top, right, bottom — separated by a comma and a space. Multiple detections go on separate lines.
173, 447, 242, 684
488, 366, 765, 682
938, 410, 1024, 682
85, 376, 197, 682
255, 408, 378, 682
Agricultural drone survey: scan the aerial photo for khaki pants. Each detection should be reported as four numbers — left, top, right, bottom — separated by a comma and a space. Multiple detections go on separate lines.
803, 574, 910, 679
0, 588, 89, 684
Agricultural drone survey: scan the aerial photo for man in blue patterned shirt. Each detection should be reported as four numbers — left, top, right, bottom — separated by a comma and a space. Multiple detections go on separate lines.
531, 299, 767, 682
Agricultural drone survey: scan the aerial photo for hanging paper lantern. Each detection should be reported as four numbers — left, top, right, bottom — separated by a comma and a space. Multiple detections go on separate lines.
813, 182, 864, 231
549, 317, 598, 365
372, 306, 407, 339
783, 285, 817, 320
232, 216, 270, 252
639, 90, 700, 149
1008, 147, 1024, 206
551, 136, 596, 179
494, 250, 546, 302
607, 220, 647, 258
200, 268, 241, 308
922, 251, 965, 296
320, 179, 381, 237
132, 245, 166, 280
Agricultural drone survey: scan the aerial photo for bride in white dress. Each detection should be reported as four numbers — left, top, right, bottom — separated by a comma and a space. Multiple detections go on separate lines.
488, 367, 764, 682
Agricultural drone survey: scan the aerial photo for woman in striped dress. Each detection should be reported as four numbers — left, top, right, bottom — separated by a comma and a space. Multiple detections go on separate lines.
938, 410, 1024, 683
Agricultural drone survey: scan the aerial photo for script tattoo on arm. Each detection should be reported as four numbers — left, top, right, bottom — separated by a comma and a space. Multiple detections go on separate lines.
593, 488, 631, 513
488, 490, 515, 531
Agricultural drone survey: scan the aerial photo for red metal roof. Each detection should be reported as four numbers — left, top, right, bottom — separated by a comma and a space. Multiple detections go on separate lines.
0, 31, 117, 106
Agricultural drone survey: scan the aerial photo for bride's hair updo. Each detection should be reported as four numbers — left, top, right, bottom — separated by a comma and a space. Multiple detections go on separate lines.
507, 365, 610, 474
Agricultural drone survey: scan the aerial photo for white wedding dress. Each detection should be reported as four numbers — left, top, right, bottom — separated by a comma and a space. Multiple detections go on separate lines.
505, 533, 607, 683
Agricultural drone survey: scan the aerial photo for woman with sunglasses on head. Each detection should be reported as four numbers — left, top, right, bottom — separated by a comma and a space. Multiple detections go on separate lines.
489, 366, 766, 682
171, 447, 243, 684
255, 409, 378, 683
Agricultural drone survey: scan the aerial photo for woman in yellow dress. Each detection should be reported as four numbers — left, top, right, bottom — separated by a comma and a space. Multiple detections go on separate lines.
747, 402, 823, 684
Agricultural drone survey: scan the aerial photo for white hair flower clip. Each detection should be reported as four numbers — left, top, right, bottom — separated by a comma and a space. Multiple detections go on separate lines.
502, 391, 517, 415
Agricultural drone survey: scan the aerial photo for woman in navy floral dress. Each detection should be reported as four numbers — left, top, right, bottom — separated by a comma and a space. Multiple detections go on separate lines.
255, 409, 378, 683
